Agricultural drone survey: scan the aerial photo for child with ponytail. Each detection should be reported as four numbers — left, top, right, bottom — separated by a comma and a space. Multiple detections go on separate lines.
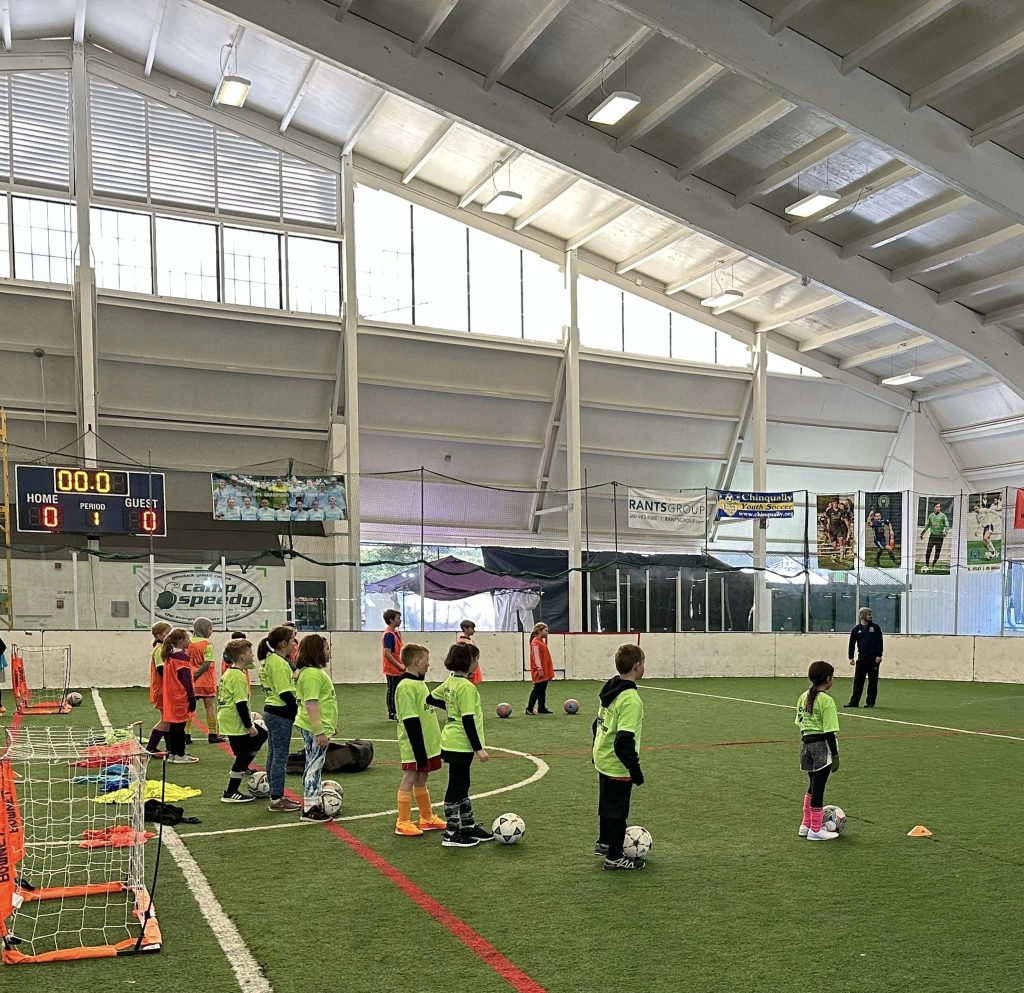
795, 660, 841, 841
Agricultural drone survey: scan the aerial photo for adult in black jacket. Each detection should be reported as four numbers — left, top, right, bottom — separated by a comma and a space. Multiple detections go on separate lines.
846, 606, 883, 708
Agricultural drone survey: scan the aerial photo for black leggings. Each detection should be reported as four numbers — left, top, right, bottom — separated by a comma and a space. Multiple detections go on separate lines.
443, 750, 474, 803
527, 680, 550, 712
228, 727, 268, 773
806, 766, 832, 808
385, 674, 400, 718
166, 722, 187, 757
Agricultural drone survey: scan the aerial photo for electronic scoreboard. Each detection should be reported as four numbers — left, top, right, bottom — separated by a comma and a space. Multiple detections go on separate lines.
15, 465, 167, 537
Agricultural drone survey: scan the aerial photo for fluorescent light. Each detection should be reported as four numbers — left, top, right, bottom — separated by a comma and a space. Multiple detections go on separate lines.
482, 190, 522, 215
215, 75, 251, 108
588, 91, 641, 126
881, 372, 923, 386
700, 288, 744, 308
785, 190, 841, 218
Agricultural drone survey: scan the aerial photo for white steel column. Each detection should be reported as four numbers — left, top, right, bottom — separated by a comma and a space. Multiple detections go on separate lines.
752, 328, 771, 631
565, 250, 584, 631
72, 551, 81, 630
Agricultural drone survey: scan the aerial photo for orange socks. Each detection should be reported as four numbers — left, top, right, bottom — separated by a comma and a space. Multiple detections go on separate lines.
397, 790, 413, 823
414, 787, 433, 820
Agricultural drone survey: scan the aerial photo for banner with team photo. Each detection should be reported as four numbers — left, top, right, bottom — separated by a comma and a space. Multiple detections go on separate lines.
864, 492, 902, 569
816, 494, 855, 571
965, 491, 1003, 572
627, 487, 708, 536
915, 496, 954, 575
211, 473, 346, 523
1014, 488, 1024, 531
714, 491, 795, 521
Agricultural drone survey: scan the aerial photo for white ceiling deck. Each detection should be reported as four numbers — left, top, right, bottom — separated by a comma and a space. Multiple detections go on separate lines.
6, 0, 1024, 489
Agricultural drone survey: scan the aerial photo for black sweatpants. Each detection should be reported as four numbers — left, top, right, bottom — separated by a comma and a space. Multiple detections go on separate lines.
227, 726, 268, 773
385, 674, 401, 719
849, 658, 880, 707
597, 774, 633, 859
166, 722, 187, 757
806, 765, 832, 808
527, 680, 550, 712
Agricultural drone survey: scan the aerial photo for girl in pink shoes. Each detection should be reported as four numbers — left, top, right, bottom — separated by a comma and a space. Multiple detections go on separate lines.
795, 660, 841, 841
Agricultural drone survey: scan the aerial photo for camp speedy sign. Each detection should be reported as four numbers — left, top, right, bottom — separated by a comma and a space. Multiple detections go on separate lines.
627, 488, 708, 536
716, 491, 795, 521
137, 569, 264, 626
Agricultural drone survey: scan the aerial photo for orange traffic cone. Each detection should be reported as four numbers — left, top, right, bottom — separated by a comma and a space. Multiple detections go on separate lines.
907, 825, 933, 837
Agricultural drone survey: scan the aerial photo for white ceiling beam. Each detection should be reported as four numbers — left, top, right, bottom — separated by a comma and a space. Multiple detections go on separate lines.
615, 63, 725, 151
675, 98, 792, 180
615, 227, 693, 274
787, 162, 916, 234
550, 26, 655, 122
982, 301, 1024, 326
961, 460, 1024, 481
412, 0, 461, 57
913, 355, 971, 376
212, 24, 245, 107
665, 251, 746, 295
734, 128, 858, 207
341, 90, 387, 155
768, 0, 821, 36
970, 105, 1024, 147
513, 176, 578, 231
754, 294, 841, 333
333, 0, 354, 20
839, 335, 931, 369
144, 0, 167, 76
916, 375, 997, 401
458, 149, 523, 209
942, 414, 1024, 443
937, 263, 1024, 305
1, 2, 11, 53
797, 316, 890, 352
712, 272, 795, 314
483, 0, 571, 91
73, 0, 87, 44
839, 193, 971, 259
840, 1, 962, 76
279, 58, 318, 133
890, 225, 1024, 282
402, 119, 458, 184
565, 201, 633, 250
909, 28, 1024, 111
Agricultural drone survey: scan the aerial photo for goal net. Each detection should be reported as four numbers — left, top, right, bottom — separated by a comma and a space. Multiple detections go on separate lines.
0, 726, 162, 964
10, 645, 72, 716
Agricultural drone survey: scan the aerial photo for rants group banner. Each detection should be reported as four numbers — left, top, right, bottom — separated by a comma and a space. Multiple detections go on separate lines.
864, 492, 902, 569
211, 473, 346, 523
966, 491, 1003, 572
715, 491, 795, 521
816, 494, 855, 571
916, 496, 954, 575
627, 488, 707, 535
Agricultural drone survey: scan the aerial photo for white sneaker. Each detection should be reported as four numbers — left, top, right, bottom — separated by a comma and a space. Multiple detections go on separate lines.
168, 754, 199, 764
922, 565, 930, 573
798, 825, 810, 837
807, 828, 839, 841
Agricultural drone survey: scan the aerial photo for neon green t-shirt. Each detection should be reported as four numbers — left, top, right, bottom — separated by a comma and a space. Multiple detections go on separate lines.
926, 512, 949, 535
593, 686, 644, 778
260, 652, 293, 709
436, 674, 484, 753
395, 675, 442, 764
794, 690, 840, 734
294, 667, 338, 736
217, 667, 251, 737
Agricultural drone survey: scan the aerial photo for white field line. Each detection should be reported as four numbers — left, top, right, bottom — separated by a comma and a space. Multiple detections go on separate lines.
640, 685, 1024, 742
92, 689, 273, 993
178, 739, 549, 840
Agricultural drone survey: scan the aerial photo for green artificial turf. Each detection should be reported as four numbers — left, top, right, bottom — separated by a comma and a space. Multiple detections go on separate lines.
4, 676, 1023, 992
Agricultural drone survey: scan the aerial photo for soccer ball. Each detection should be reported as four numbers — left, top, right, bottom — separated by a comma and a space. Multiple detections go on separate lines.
563, 698, 579, 715
251, 712, 267, 731
496, 702, 512, 719
491, 812, 525, 844
623, 825, 652, 860
247, 770, 270, 798
321, 779, 343, 798
319, 786, 343, 817
66, 691, 83, 707
823, 805, 846, 834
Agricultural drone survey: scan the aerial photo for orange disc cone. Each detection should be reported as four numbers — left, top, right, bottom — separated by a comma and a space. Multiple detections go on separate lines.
907, 825, 933, 837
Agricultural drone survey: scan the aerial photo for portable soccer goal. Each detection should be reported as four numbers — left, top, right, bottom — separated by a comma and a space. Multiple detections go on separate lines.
10, 645, 72, 715
0, 726, 162, 964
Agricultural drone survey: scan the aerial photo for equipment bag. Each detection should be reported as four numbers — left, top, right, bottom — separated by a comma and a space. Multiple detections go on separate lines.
286, 739, 375, 775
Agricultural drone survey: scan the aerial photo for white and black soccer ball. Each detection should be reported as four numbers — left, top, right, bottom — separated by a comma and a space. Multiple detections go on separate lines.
66, 691, 83, 707
247, 770, 270, 798
823, 805, 847, 834
321, 779, 343, 799
491, 812, 525, 845
623, 825, 652, 859
319, 786, 343, 817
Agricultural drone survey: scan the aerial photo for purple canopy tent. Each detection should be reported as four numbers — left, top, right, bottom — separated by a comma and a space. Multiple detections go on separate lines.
365, 556, 541, 600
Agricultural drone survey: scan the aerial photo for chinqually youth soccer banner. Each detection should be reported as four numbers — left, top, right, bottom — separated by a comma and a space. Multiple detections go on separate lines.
715, 491, 795, 521
966, 491, 1003, 573
627, 488, 707, 536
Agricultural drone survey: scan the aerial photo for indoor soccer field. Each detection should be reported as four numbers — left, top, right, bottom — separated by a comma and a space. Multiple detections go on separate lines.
5, 675, 1023, 993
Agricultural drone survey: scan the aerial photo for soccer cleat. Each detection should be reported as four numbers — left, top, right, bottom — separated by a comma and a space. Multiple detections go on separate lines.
268, 797, 301, 813
843, 703, 858, 708
594, 842, 609, 857
441, 829, 480, 848
603, 856, 645, 871
806, 828, 839, 841
464, 823, 495, 843
395, 819, 424, 837
208, 733, 227, 744
300, 805, 335, 823
798, 825, 810, 837
418, 814, 448, 831
537, 709, 554, 715
167, 754, 199, 764
221, 791, 254, 804
524, 709, 535, 716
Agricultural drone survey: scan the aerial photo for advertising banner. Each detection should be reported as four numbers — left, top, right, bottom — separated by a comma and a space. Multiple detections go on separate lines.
864, 492, 902, 569
212, 473, 346, 523
627, 488, 707, 536
715, 491, 795, 521
135, 566, 281, 630
915, 496, 954, 576
966, 491, 1003, 572
816, 494, 855, 571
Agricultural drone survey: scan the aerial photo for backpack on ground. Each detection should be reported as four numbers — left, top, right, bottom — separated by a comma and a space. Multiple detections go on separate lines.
286, 739, 375, 775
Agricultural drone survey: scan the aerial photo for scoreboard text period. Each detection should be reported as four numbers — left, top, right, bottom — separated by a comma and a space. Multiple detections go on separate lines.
15, 465, 167, 536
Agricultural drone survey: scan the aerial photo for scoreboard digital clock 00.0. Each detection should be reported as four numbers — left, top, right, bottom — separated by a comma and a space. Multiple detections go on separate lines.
15, 465, 167, 537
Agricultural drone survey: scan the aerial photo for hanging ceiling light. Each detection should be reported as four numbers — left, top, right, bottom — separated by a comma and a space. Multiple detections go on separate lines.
881, 372, 923, 386
785, 190, 841, 217
588, 91, 641, 125
215, 74, 251, 107
700, 259, 743, 308
482, 190, 522, 214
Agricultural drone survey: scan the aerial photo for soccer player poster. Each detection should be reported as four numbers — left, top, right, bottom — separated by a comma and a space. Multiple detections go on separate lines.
966, 490, 1004, 573
816, 493, 855, 571
915, 496, 954, 575
865, 492, 901, 569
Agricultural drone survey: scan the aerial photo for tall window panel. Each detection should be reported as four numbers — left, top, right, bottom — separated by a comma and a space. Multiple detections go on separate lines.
767, 352, 821, 377
412, 204, 468, 333
155, 216, 218, 302
355, 185, 412, 323
522, 251, 564, 343
468, 227, 521, 337
623, 289, 671, 358
288, 235, 340, 316
223, 228, 282, 309
670, 311, 716, 365
716, 332, 752, 369
12, 196, 75, 283
0, 195, 9, 279
91, 207, 153, 294
578, 276, 623, 351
